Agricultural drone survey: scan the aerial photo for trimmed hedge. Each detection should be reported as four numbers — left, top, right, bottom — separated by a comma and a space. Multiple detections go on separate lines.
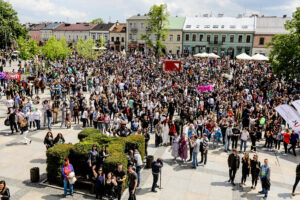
78, 128, 99, 141
46, 128, 145, 190
46, 143, 74, 184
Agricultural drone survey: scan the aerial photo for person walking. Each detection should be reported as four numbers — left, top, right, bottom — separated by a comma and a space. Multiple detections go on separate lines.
134, 149, 143, 187
151, 158, 163, 192
128, 165, 138, 200
228, 149, 240, 186
225, 124, 233, 152
192, 135, 200, 169
61, 158, 74, 197
20, 119, 31, 145
179, 133, 188, 164
171, 132, 180, 161
250, 154, 261, 190
114, 164, 126, 200
259, 159, 271, 199
250, 128, 257, 152
240, 152, 250, 187
199, 133, 209, 166
282, 129, 291, 155
288, 131, 299, 156
292, 163, 300, 196
240, 127, 249, 153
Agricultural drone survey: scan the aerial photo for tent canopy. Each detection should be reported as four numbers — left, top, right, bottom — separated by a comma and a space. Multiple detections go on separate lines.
236, 53, 252, 60
193, 52, 209, 57
251, 53, 269, 61
208, 53, 220, 58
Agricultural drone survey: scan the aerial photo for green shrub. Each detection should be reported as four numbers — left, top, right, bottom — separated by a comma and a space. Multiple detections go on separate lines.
69, 141, 100, 177
78, 128, 99, 141
46, 143, 74, 184
83, 133, 110, 144
125, 135, 145, 160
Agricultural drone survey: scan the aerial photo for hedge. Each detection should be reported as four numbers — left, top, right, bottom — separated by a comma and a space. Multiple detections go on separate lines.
46, 128, 145, 190
46, 143, 74, 184
78, 128, 99, 141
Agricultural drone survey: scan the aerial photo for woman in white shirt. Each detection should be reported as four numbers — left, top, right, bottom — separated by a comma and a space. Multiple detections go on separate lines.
240, 127, 249, 153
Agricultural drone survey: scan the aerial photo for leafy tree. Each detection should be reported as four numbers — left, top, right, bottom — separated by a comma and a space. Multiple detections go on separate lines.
98, 35, 105, 47
76, 37, 98, 60
0, 0, 28, 49
141, 4, 169, 57
268, 8, 300, 80
90, 18, 104, 24
16, 37, 39, 60
42, 36, 71, 61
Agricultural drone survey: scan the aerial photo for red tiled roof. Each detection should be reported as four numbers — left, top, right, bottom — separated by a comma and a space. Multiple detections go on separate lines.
111, 24, 126, 33
55, 23, 97, 31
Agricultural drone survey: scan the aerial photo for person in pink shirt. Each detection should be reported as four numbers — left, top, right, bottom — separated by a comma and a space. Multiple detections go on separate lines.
282, 129, 291, 155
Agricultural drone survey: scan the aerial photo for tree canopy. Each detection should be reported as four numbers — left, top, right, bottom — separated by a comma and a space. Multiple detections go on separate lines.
76, 37, 98, 60
41, 36, 71, 61
0, 0, 28, 49
17, 37, 40, 60
90, 18, 104, 24
268, 8, 300, 80
141, 4, 169, 57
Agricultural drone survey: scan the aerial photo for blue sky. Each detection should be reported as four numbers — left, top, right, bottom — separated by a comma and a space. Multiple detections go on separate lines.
6, 0, 299, 23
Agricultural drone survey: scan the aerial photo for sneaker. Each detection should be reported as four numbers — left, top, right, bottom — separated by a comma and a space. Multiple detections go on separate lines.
259, 191, 264, 194
292, 193, 295, 196
151, 190, 157, 193
231, 182, 236, 186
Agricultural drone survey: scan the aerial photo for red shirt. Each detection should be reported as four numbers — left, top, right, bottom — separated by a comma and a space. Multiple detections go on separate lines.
283, 132, 291, 144
206, 123, 214, 132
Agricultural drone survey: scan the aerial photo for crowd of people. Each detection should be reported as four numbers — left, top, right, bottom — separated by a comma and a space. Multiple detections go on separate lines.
1, 49, 300, 199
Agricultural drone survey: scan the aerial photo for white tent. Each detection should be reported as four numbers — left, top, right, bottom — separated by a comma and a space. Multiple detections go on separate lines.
236, 53, 252, 60
194, 52, 209, 57
208, 53, 220, 58
251, 53, 269, 61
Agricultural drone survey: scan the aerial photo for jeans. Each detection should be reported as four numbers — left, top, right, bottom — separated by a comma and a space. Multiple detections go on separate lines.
116, 184, 123, 200
136, 166, 141, 187
35, 120, 41, 130
43, 112, 47, 126
240, 140, 247, 152
47, 117, 52, 130
63, 179, 73, 196
192, 152, 198, 168
225, 137, 231, 151
152, 173, 159, 191
262, 188, 268, 197
98, 123, 103, 132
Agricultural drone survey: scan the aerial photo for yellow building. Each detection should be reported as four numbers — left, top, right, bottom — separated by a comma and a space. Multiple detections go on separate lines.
109, 23, 126, 51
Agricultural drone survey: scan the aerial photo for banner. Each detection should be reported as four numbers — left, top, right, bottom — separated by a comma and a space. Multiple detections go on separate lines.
197, 85, 213, 92
5, 72, 21, 81
275, 104, 300, 133
163, 61, 181, 72
292, 100, 300, 114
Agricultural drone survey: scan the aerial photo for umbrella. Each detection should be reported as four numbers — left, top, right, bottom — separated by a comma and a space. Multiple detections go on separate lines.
208, 53, 220, 58
236, 53, 252, 60
251, 53, 269, 61
194, 52, 209, 58
0, 72, 6, 79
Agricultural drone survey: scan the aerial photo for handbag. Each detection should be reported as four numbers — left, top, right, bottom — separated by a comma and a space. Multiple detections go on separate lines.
4, 119, 10, 126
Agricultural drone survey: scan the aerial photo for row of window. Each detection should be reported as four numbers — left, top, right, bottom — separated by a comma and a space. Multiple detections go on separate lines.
185, 25, 248, 29
129, 22, 144, 29
111, 37, 125, 42
129, 34, 181, 42
185, 34, 251, 43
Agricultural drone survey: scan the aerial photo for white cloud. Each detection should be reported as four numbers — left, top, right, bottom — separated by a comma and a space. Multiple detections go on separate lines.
8, 0, 88, 22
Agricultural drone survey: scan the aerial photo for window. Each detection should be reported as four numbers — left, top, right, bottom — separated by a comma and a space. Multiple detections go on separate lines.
199, 34, 203, 42
246, 35, 251, 43
230, 25, 236, 29
259, 37, 265, 45
206, 47, 210, 53
129, 23, 132, 28
121, 37, 124, 42
214, 35, 218, 44
111, 37, 114, 42
129, 34, 132, 40
196, 25, 200, 28
169, 34, 173, 41
92, 34, 95, 40
185, 25, 191, 28
133, 23, 136, 28
204, 25, 210, 28
116, 37, 119, 41
213, 25, 218, 28
222, 35, 226, 42
221, 25, 225, 28
169, 50, 172, 54
185, 34, 190, 41
207, 35, 211, 42
242, 25, 248, 29
192, 34, 196, 41
141, 23, 144, 29
76, 35, 78, 39
238, 35, 243, 43
84, 35, 87, 40
230, 35, 234, 43
177, 35, 180, 41
272, 37, 275, 41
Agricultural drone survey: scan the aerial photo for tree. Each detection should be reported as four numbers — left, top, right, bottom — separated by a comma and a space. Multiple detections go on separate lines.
90, 18, 104, 24
268, 8, 300, 80
0, 0, 28, 49
76, 37, 98, 60
16, 37, 39, 60
42, 36, 71, 61
141, 4, 169, 57
98, 35, 105, 47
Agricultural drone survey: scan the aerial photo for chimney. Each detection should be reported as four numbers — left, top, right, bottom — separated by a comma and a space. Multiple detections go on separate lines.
283, 15, 287, 18
137, 13, 140, 16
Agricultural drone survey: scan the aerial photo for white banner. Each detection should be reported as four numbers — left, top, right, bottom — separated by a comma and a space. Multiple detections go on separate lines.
275, 104, 300, 133
292, 100, 300, 114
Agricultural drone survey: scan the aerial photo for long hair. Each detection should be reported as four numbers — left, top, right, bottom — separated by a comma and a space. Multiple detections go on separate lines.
0, 180, 6, 193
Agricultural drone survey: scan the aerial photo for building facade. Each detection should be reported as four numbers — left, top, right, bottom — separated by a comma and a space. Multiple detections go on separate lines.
109, 23, 126, 51
163, 17, 185, 55
126, 15, 148, 52
40, 23, 62, 42
183, 16, 255, 57
53, 23, 96, 44
253, 16, 290, 56
29, 23, 49, 43
90, 23, 115, 48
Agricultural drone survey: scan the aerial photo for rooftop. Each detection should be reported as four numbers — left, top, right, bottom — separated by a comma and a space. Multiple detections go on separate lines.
127, 15, 148, 20
111, 23, 126, 33
91, 23, 115, 31
166, 17, 186, 30
40, 23, 62, 30
55, 23, 97, 31
29, 23, 50, 31
256, 17, 291, 34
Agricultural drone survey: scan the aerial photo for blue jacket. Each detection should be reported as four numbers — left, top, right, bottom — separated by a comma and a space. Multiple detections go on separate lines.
62, 164, 74, 179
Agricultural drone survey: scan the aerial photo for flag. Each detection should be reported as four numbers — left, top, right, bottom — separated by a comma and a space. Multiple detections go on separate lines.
163, 61, 181, 72
275, 104, 300, 133
5, 72, 21, 81
292, 100, 300, 114
197, 85, 213, 92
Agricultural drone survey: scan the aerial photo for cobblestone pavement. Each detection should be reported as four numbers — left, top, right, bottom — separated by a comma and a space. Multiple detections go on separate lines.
1, 62, 300, 200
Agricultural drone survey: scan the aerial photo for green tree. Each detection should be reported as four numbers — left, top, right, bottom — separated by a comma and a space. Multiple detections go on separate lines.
16, 36, 30, 60
76, 37, 98, 60
268, 8, 300, 80
98, 35, 105, 47
141, 4, 169, 57
90, 18, 104, 24
42, 36, 71, 61
0, 0, 28, 49
28, 38, 40, 57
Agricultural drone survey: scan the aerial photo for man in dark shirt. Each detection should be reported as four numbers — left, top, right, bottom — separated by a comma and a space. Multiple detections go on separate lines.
128, 165, 137, 200
113, 164, 126, 200
116, 122, 132, 137
288, 131, 299, 156
232, 125, 240, 149
151, 158, 163, 192
227, 149, 240, 186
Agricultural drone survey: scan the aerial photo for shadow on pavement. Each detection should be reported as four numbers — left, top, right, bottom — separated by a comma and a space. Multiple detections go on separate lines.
277, 193, 293, 199
136, 187, 152, 196
6, 142, 26, 146
30, 158, 46, 164
211, 181, 234, 188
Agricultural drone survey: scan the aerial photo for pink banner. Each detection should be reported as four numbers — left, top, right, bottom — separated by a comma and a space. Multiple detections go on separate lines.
5, 72, 21, 81
197, 85, 213, 92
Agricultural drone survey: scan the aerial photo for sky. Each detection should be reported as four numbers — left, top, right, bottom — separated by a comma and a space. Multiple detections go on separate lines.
5, 0, 300, 23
